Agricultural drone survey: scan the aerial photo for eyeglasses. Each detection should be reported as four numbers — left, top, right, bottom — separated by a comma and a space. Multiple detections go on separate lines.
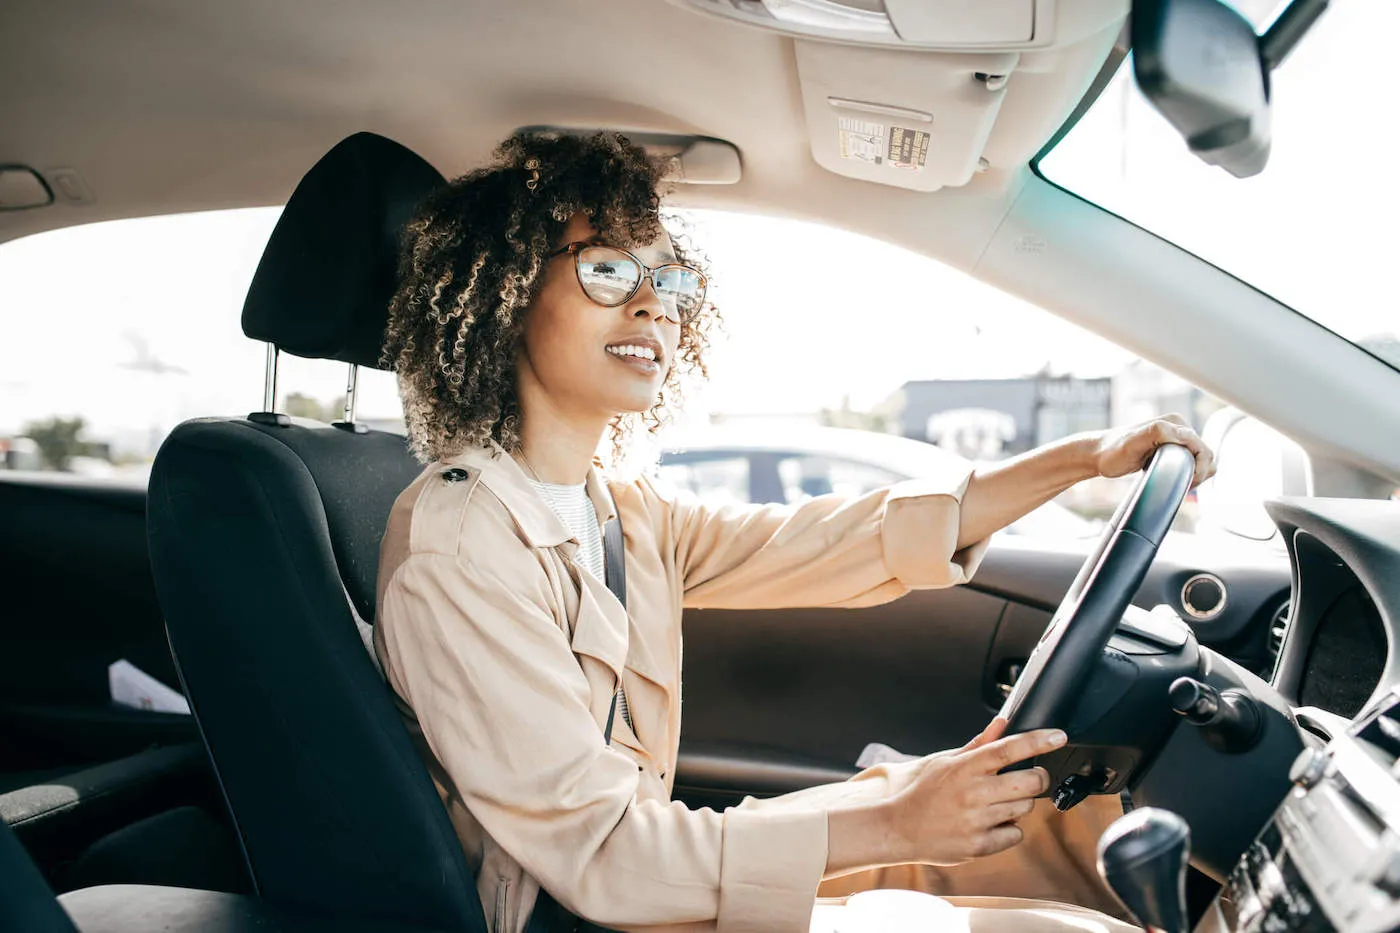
549, 241, 707, 325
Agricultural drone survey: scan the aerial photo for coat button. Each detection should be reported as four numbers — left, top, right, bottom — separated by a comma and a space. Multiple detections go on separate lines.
441, 468, 469, 483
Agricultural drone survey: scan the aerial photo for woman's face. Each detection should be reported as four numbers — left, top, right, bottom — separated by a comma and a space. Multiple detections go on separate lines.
517, 212, 682, 422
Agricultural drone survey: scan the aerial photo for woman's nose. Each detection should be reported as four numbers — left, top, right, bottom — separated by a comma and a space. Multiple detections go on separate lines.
628, 278, 669, 322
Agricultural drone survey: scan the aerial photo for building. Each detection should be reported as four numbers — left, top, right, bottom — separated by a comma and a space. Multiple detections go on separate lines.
879, 375, 1113, 460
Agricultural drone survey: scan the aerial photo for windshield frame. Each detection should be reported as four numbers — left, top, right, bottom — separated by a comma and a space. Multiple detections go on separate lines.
1026, 39, 1400, 381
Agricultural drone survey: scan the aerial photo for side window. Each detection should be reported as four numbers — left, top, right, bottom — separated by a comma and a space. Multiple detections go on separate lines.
674, 210, 1231, 538
656, 456, 752, 507
776, 455, 901, 504
0, 208, 406, 477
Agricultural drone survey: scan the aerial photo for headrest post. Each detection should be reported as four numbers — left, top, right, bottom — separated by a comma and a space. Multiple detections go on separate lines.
248, 343, 292, 427
343, 364, 359, 424
263, 343, 281, 413
332, 362, 370, 434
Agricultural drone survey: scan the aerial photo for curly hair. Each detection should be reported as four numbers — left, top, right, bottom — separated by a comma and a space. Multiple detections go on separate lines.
382, 131, 718, 465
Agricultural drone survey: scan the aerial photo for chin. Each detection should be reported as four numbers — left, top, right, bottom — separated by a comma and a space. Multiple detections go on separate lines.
615, 399, 657, 416
604, 390, 661, 417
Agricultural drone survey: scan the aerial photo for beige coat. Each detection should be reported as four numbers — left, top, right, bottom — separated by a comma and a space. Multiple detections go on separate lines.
373, 443, 1131, 933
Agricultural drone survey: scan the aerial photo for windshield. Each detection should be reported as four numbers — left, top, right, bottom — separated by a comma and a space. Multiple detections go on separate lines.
1038, 1, 1400, 373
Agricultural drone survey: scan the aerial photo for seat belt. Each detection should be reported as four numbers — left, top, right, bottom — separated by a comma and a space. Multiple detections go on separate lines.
526, 510, 626, 933
601, 512, 626, 747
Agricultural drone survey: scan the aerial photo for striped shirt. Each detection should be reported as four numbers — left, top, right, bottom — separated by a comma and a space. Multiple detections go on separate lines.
527, 479, 632, 732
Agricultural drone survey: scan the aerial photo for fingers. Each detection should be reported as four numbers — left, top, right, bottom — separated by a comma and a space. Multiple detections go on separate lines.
1166, 423, 1215, 486
1147, 416, 1217, 487
980, 796, 1038, 828
964, 728, 1066, 775
972, 766, 1050, 805
960, 717, 1008, 752
969, 822, 1025, 858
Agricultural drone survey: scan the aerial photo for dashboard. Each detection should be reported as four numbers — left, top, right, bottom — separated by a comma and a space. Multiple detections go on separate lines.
1268, 498, 1400, 722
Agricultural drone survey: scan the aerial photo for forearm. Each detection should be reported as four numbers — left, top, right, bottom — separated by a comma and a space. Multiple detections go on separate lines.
957, 433, 1100, 549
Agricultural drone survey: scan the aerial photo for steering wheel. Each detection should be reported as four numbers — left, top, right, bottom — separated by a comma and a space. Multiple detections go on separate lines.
999, 443, 1197, 735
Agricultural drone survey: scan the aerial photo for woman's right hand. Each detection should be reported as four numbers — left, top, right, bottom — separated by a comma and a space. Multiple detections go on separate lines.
887, 718, 1066, 865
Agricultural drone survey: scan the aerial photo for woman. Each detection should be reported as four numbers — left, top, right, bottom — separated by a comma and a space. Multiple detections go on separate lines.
373, 132, 1215, 933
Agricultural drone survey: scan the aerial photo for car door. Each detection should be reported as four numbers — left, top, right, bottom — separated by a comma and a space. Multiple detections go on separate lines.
0, 474, 198, 788
656, 450, 1289, 812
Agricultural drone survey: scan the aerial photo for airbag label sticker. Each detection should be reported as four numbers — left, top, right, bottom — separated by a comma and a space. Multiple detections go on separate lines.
887, 126, 930, 170
838, 117, 886, 164
837, 118, 929, 172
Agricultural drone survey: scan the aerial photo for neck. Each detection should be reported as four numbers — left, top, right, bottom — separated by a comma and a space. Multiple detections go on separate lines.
516, 379, 610, 487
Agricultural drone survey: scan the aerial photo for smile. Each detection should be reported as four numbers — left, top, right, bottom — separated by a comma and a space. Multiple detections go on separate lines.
605, 344, 658, 362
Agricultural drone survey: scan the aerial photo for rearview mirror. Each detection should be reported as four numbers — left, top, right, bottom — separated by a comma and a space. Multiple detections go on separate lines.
1131, 0, 1327, 178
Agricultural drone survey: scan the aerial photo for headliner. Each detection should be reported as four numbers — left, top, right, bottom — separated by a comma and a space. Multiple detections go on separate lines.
0, 0, 1124, 270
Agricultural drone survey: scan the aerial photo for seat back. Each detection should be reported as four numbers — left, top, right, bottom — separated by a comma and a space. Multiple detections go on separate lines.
0, 818, 79, 933
147, 134, 487, 932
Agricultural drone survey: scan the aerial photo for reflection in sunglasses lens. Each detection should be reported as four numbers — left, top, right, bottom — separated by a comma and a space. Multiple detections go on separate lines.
579, 247, 639, 305
576, 246, 705, 323
655, 267, 703, 321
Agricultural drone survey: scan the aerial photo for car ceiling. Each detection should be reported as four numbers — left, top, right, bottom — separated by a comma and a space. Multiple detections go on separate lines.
1, 0, 1124, 268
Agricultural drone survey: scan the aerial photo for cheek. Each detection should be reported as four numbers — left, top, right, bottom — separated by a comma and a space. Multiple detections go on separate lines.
523, 291, 598, 381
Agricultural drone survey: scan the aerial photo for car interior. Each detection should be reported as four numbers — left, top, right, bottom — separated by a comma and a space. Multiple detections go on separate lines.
3, 1, 1399, 932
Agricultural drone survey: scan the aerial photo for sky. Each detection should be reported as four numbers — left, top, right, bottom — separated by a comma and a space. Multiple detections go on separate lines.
1, 0, 1394, 457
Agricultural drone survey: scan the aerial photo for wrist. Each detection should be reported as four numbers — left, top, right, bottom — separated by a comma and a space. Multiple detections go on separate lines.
1072, 432, 1105, 480
824, 779, 911, 875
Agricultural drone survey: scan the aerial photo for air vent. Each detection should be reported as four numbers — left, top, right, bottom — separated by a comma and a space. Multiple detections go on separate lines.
1181, 573, 1228, 621
1268, 600, 1291, 658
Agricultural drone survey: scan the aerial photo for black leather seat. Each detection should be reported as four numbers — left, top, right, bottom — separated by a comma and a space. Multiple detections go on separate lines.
146, 134, 488, 933
0, 806, 457, 933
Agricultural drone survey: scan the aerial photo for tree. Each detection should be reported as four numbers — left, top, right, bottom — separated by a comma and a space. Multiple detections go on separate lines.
22, 416, 92, 471
284, 393, 348, 422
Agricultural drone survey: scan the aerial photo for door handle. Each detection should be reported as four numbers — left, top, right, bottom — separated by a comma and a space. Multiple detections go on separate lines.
995, 661, 1024, 699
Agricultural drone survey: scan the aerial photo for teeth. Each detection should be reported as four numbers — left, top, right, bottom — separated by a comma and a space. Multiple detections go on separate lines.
606, 344, 657, 362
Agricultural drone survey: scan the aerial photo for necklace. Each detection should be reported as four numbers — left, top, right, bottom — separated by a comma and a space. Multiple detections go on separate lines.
515, 448, 573, 518
514, 447, 545, 484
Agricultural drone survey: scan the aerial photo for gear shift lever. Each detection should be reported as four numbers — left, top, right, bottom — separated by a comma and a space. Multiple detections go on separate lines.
1096, 807, 1191, 933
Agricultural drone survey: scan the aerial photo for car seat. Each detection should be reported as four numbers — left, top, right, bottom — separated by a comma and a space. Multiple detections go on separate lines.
146, 133, 488, 933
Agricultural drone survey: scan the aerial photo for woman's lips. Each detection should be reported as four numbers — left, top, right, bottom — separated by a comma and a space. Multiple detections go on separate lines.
606, 351, 661, 377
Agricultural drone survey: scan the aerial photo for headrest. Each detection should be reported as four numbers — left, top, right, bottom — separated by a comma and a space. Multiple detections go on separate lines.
242, 133, 446, 369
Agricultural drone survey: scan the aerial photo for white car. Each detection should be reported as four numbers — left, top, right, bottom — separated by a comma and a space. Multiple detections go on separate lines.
659, 425, 1103, 538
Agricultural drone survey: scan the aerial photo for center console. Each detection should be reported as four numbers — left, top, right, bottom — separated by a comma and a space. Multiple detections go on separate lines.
1102, 686, 1400, 933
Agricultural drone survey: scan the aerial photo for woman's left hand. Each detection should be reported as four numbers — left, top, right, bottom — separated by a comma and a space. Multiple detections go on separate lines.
1093, 414, 1217, 487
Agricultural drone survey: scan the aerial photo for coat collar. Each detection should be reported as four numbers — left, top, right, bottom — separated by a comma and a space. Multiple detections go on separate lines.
442, 442, 617, 549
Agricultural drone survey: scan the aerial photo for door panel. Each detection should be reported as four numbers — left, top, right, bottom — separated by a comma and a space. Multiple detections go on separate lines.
0, 476, 193, 773
676, 585, 1009, 806
675, 535, 1289, 807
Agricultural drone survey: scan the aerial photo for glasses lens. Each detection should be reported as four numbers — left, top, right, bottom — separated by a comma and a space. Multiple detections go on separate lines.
577, 247, 641, 306
653, 266, 705, 322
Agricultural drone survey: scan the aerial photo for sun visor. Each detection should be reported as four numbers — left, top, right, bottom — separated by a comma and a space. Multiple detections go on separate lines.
795, 41, 1018, 191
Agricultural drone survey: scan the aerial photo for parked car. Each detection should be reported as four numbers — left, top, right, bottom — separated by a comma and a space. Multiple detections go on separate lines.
659, 424, 1104, 539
